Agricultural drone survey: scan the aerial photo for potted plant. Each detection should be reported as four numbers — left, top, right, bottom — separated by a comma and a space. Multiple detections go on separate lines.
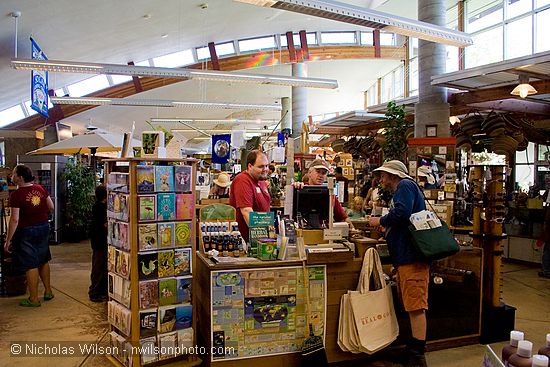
269, 176, 283, 206
61, 155, 95, 242
378, 101, 411, 203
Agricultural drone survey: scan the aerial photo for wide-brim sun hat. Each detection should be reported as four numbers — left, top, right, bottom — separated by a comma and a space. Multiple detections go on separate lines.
373, 160, 412, 179
213, 172, 231, 187
417, 165, 436, 184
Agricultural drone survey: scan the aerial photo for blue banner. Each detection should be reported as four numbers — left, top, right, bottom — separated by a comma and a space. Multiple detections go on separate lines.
30, 37, 48, 118
211, 134, 231, 164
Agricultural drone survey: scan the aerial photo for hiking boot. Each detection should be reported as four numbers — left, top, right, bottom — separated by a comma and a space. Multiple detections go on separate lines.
406, 352, 428, 367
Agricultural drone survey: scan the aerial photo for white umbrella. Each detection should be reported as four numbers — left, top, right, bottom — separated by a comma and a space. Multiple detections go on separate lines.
29, 132, 141, 155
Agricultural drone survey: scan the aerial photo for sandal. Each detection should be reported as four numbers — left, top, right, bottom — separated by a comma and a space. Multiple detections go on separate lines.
44, 292, 54, 301
20, 298, 41, 307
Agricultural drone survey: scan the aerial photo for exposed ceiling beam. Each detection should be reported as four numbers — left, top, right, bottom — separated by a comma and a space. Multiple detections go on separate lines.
466, 99, 550, 115
448, 79, 550, 105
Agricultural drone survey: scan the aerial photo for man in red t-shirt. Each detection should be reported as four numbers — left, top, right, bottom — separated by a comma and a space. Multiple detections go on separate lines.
229, 150, 271, 242
297, 159, 354, 228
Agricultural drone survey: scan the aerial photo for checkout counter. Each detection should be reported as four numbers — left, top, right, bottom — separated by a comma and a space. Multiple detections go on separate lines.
195, 209, 483, 366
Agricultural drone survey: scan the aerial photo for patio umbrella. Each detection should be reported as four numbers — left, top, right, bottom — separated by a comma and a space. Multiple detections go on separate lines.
28, 132, 141, 155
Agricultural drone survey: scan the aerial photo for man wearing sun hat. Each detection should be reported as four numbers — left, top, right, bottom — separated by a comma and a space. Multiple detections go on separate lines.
367, 160, 429, 367
210, 172, 231, 198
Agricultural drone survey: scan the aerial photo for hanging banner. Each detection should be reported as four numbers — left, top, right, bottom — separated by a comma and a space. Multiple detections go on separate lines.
30, 37, 49, 118
211, 134, 231, 164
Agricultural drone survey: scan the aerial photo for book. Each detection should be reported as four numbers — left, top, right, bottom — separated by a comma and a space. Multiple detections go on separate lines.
248, 212, 275, 257
158, 331, 178, 360
136, 165, 155, 193
158, 222, 175, 248
157, 193, 176, 221
175, 304, 193, 330
155, 166, 175, 192
158, 250, 175, 278
138, 223, 157, 251
138, 252, 158, 280
175, 193, 194, 220
139, 280, 159, 309
174, 221, 193, 247
174, 165, 192, 192
158, 278, 177, 306
139, 336, 158, 364
139, 310, 158, 338
138, 195, 156, 222
158, 306, 177, 333
174, 248, 191, 276
176, 276, 192, 304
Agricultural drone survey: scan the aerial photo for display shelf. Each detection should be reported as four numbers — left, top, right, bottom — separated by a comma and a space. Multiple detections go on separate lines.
105, 158, 200, 367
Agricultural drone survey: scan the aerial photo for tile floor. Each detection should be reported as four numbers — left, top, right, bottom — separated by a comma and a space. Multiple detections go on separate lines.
0, 242, 549, 367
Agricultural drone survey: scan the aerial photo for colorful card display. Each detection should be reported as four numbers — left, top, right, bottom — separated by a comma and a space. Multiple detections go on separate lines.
136, 166, 155, 193
138, 195, 156, 222
176, 276, 192, 304
175, 304, 193, 330
139, 280, 159, 309
157, 193, 176, 221
174, 165, 192, 192
158, 222, 175, 248
138, 223, 157, 251
155, 166, 175, 192
175, 221, 193, 247
158, 250, 175, 278
158, 306, 177, 333
176, 193, 194, 220
139, 310, 158, 338
138, 252, 158, 280
174, 248, 191, 276
159, 278, 177, 306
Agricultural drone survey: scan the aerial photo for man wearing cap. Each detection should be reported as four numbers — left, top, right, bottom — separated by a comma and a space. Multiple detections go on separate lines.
367, 160, 429, 367
296, 159, 353, 228
209, 172, 231, 198
229, 150, 271, 242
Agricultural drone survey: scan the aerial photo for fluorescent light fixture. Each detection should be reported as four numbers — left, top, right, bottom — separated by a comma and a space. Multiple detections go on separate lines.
50, 97, 282, 110
12, 58, 338, 89
172, 128, 274, 133
151, 118, 278, 124
235, 0, 473, 47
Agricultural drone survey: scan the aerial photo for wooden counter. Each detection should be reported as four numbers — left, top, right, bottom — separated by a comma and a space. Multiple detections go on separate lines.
196, 248, 483, 366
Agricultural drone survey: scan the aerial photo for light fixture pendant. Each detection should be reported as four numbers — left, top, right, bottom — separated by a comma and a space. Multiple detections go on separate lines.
511, 75, 537, 98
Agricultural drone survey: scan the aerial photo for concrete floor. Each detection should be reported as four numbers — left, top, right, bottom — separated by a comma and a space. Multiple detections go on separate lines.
0, 241, 549, 367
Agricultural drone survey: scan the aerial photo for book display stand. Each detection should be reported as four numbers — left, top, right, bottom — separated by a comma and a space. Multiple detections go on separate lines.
105, 158, 200, 367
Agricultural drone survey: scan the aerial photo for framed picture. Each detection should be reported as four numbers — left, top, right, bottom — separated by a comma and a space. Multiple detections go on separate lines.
426, 125, 437, 137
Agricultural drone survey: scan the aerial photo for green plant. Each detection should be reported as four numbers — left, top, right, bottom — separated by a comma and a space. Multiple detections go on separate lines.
382, 101, 410, 161
61, 155, 95, 235
268, 177, 282, 200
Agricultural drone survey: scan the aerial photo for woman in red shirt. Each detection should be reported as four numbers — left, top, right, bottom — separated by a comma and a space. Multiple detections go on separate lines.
4, 164, 54, 307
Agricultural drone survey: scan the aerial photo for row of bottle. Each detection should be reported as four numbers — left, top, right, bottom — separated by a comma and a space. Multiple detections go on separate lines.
203, 233, 244, 257
200, 221, 239, 233
502, 331, 550, 366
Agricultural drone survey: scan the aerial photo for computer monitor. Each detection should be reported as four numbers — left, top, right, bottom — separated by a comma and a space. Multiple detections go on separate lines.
292, 185, 330, 229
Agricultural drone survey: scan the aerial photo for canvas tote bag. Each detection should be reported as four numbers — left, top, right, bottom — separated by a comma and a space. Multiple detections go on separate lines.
338, 248, 399, 354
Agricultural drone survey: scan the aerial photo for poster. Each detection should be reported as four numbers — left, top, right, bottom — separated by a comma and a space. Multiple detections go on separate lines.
210, 265, 326, 361
212, 134, 231, 164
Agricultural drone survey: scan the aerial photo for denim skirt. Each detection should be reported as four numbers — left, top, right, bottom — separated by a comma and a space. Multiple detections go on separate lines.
12, 222, 51, 272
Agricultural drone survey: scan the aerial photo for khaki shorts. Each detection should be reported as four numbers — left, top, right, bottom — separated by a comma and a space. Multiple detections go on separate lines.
396, 262, 430, 312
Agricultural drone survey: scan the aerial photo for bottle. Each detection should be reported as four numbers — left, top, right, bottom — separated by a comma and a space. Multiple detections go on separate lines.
538, 334, 550, 360
508, 340, 533, 367
532, 355, 549, 367
503, 331, 525, 365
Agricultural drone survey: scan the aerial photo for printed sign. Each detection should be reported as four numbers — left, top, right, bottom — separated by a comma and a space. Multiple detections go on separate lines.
30, 37, 49, 117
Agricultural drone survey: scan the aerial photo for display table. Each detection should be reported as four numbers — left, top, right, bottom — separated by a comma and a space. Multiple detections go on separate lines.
195, 247, 483, 366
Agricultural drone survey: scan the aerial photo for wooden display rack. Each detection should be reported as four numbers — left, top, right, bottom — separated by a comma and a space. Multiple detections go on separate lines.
104, 158, 201, 367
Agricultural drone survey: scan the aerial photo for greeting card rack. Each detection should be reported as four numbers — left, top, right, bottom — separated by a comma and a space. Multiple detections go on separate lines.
104, 157, 200, 367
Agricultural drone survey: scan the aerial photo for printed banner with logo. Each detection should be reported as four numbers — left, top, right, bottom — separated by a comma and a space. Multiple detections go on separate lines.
211, 134, 231, 164
30, 37, 48, 117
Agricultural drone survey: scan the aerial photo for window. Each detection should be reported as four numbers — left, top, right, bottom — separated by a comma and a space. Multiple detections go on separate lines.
506, 0, 532, 19
196, 46, 210, 60
320, 32, 356, 44
24, 100, 38, 116
536, 8, 550, 52
238, 36, 276, 52
410, 37, 419, 58
54, 88, 66, 97
516, 142, 536, 192
537, 0, 550, 7
517, 142, 535, 163
197, 42, 236, 60
360, 32, 373, 45
446, 46, 459, 72
366, 83, 377, 107
409, 57, 418, 94
506, 16, 533, 59
134, 60, 151, 67
538, 144, 550, 161
280, 34, 301, 47
67, 75, 110, 97
111, 75, 133, 85
466, 26, 503, 68
380, 33, 395, 45
152, 49, 194, 67
0, 105, 26, 128
467, 0, 503, 33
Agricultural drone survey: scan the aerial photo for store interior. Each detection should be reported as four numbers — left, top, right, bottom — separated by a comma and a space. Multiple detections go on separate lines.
1, 1, 550, 366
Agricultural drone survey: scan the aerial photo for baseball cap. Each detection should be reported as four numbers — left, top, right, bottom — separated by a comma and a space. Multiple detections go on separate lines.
309, 159, 330, 171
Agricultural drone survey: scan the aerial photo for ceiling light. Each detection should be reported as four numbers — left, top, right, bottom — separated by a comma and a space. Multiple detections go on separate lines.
11, 58, 338, 89
235, 0, 473, 47
449, 116, 460, 125
50, 97, 282, 110
510, 75, 537, 98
